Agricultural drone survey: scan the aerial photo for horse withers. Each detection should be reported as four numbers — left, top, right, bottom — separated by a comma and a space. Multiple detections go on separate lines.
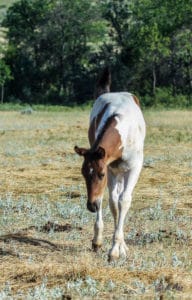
74, 68, 146, 261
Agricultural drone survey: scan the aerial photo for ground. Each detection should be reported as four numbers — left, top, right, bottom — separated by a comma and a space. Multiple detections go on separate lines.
0, 108, 192, 299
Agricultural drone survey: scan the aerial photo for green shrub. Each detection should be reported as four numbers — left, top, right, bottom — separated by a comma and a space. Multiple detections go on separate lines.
142, 88, 189, 108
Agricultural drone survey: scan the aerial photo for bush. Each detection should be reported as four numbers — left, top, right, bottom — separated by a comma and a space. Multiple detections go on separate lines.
141, 88, 189, 108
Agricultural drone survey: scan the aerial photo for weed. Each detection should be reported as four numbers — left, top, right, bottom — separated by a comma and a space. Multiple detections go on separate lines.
67, 276, 99, 297
172, 253, 183, 268
25, 279, 63, 300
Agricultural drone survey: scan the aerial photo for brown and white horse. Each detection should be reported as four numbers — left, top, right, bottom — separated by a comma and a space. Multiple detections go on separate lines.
75, 68, 146, 261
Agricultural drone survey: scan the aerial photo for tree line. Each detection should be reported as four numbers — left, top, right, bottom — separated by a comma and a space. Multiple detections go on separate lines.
0, 0, 192, 107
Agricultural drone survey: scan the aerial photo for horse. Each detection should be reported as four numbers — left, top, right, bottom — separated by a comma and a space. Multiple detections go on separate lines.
74, 68, 146, 261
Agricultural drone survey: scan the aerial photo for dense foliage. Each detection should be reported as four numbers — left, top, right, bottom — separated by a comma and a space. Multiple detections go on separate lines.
0, 0, 192, 106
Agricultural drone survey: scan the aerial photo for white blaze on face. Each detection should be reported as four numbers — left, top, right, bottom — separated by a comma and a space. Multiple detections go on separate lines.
89, 168, 94, 175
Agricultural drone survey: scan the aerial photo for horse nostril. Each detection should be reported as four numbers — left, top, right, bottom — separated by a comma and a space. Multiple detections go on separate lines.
87, 201, 97, 213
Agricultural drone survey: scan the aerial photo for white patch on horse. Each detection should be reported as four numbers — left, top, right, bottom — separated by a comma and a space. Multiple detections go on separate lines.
90, 92, 132, 139
90, 93, 145, 159
89, 168, 94, 175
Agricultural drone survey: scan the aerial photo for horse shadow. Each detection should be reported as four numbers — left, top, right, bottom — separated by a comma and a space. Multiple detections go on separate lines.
0, 233, 60, 251
0, 222, 83, 257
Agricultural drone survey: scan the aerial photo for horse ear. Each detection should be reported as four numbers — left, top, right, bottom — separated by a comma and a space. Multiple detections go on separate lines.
94, 146, 105, 159
94, 66, 111, 98
74, 146, 88, 156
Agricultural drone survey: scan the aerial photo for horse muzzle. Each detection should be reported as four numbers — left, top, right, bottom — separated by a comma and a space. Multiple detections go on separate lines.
87, 200, 100, 213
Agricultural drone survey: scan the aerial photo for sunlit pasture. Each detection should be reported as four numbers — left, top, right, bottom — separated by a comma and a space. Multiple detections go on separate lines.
0, 108, 192, 299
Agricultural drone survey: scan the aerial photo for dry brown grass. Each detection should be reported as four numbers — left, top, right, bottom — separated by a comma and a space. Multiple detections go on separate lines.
0, 108, 192, 299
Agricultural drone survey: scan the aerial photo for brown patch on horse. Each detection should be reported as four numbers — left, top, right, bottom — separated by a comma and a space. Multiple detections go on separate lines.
93, 115, 122, 164
76, 115, 123, 210
133, 95, 140, 107
94, 67, 111, 98
82, 156, 107, 206
85, 116, 122, 206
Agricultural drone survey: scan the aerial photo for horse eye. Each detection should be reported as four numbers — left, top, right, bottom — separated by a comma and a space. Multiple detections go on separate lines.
98, 173, 105, 180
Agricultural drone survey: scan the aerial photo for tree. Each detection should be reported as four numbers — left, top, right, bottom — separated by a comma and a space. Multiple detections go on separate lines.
0, 59, 12, 103
3, 0, 53, 103
0, 30, 12, 104
2, 0, 192, 106
3, 0, 107, 104
102, 0, 192, 106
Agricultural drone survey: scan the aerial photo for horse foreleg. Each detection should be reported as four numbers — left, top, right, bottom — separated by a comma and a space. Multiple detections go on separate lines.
92, 198, 104, 252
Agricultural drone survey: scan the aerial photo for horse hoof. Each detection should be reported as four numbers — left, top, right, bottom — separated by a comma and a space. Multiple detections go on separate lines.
108, 249, 119, 262
120, 243, 129, 257
92, 241, 102, 252
108, 254, 119, 263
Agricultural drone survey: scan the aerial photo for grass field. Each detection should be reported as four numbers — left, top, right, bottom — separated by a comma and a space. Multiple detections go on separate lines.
0, 107, 192, 299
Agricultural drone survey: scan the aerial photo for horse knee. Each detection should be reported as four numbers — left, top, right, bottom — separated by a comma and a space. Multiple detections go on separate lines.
118, 194, 132, 212
109, 197, 119, 225
109, 199, 118, 213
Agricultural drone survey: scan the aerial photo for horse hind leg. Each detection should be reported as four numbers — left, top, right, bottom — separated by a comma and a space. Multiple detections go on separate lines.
108, 193, 131, 261
108, 162, 143, 261
108, 172, 127, 260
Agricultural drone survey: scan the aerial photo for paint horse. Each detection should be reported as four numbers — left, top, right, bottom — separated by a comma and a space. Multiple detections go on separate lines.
75, 68, 146, 261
